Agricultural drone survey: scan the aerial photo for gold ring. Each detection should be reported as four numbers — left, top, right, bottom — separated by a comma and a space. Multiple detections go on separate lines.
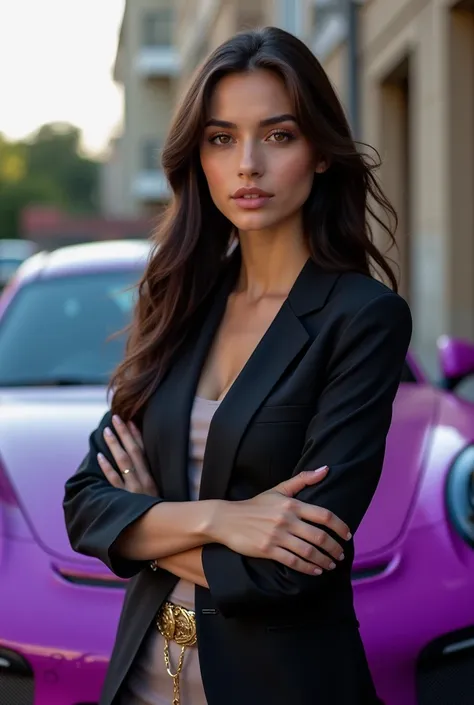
122, 467, 135, 475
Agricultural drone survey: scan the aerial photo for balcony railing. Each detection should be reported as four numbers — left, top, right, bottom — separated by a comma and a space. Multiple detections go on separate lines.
135, 46, 180, 78
136, 8, 179, 78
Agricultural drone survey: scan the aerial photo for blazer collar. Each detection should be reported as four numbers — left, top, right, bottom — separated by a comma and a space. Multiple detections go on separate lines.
144, 258, 238, 501
287, 257, 341, 317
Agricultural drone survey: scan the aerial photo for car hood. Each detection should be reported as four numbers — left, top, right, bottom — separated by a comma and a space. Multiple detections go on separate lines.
354, 384, 438, 560
0, 386, 109, 564
0, 383, 438, 566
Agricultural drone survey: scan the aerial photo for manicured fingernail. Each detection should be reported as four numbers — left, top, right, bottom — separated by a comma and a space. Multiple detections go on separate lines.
113, 415, 122, 425
97, 453, 105, 462
314, 466, 328, 474
338, 553, 345, 561
314, 568, 322, 575
329, 562, 336, 570
104, 427, 112, 437
346, 532, 352, 540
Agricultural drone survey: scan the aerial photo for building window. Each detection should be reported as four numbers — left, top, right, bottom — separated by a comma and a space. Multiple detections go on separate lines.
142, 140, 162, 171
142, 9, 174, 48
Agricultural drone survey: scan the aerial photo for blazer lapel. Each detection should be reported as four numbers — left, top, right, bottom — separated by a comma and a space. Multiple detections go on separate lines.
198, 300, 309, 501
144, 260, 239, 501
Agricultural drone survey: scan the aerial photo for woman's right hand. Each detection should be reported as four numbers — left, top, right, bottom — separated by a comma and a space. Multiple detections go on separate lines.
213, 467, 351, 575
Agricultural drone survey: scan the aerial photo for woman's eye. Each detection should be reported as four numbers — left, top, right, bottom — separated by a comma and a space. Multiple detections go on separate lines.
210, 134, 232, 145
268, 131, 292, 143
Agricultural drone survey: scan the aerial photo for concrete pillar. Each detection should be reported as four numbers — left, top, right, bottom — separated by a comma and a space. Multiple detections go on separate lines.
446, 6, 474, 340
379, 63, 411, 301
410, 0, 451, 375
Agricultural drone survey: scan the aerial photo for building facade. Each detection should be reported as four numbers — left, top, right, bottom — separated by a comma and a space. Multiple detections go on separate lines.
317, 0, 474, 373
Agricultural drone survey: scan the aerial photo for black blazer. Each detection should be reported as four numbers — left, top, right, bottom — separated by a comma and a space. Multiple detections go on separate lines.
63, 255, 412, 705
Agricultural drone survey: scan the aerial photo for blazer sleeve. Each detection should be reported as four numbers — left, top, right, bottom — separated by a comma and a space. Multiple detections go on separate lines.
202, 292, 413, 617
63, 409, 164, 578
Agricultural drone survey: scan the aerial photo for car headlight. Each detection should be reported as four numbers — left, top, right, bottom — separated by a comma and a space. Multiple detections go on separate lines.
445, 446, 474, 547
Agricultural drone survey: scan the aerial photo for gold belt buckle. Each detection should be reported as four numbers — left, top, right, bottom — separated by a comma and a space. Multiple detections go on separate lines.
157, 601, 197, 646
156, 602, 197, 705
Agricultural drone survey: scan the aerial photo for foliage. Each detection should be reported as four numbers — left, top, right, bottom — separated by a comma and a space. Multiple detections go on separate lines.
0, 124, 100, 239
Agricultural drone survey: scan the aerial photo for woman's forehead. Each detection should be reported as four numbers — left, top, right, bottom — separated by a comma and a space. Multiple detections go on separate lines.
205, 70, 294, 124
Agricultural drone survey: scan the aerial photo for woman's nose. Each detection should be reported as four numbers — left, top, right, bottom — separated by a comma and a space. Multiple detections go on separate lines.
238, 142, 263, 178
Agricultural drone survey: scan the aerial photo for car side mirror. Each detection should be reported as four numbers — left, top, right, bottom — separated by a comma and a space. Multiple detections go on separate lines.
438, 335, 474, 390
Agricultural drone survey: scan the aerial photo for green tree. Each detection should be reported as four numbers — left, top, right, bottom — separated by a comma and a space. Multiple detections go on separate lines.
27, 123, 99, 212
0, 123, 100, 239
0, 177, 64, 241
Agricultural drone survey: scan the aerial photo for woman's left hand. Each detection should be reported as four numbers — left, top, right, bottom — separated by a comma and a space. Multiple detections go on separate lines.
98, 415, 158, 497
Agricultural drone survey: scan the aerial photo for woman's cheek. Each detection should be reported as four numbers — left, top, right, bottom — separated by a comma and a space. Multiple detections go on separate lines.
207, 180, 229, 213
275, 150, 315, 190
201, 156, 229, 206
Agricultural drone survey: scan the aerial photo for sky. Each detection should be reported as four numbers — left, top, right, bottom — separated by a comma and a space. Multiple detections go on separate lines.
0, 0, 125, 156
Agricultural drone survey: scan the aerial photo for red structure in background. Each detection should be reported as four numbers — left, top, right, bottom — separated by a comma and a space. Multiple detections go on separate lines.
21, 206, 159, 250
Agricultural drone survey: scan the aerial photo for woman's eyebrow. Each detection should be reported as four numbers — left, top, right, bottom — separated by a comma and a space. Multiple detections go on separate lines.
204, 113, 298, 129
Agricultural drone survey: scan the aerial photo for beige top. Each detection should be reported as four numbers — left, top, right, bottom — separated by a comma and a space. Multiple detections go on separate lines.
168, 395, 220, 609
120, 396, 220, 705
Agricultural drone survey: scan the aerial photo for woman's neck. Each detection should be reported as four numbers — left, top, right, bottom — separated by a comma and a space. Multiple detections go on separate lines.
236, 228, 310, 301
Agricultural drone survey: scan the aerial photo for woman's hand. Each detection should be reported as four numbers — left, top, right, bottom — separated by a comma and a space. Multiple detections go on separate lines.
98, 416, 208, 585
213, 468, 351, 576
97, 415, 158, 497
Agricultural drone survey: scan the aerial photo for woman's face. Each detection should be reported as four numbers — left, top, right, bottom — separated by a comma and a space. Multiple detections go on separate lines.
200, 69, 321, 235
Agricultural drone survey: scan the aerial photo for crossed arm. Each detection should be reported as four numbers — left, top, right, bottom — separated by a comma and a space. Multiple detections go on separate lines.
98, 417, 334, 588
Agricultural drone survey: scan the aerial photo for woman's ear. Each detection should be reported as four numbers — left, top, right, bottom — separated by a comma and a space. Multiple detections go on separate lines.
315, 157, 329, 174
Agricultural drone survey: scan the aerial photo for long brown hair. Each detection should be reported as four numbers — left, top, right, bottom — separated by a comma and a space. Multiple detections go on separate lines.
110, 26, 398, 421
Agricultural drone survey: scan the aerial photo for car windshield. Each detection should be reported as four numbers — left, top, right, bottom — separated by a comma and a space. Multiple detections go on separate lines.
0, 270, 141, 387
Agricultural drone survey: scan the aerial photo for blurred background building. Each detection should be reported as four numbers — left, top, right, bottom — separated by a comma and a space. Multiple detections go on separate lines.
316, 0, 474, 377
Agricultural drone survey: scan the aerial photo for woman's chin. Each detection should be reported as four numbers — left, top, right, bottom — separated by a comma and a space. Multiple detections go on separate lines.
229, 212, 280, 234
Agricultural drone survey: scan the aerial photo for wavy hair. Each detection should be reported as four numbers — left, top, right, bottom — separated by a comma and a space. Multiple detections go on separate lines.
110, 26, 398, 420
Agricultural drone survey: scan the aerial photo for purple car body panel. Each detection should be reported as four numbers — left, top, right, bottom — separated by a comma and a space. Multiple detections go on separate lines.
0, 241, 473, 705
438, 334, 474, 382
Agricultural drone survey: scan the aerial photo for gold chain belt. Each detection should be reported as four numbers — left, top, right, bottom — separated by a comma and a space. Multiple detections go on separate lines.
156, 601, 197, 705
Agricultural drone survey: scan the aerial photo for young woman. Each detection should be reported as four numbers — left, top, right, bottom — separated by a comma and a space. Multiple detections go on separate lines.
63, 26, 412, 705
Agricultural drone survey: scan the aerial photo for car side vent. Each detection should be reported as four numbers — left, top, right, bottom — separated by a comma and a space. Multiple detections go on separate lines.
54, 565, 127, 589
351, 561, 390, 581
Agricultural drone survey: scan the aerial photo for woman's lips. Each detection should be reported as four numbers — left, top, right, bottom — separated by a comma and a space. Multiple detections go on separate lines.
231, 189, 274, 210
232, 194, 273, 209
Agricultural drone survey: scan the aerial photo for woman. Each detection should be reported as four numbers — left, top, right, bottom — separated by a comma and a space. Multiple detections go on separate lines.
63, 26, 412, 705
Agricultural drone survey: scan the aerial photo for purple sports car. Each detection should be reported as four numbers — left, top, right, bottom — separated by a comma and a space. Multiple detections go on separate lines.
0, 240, 473, 705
